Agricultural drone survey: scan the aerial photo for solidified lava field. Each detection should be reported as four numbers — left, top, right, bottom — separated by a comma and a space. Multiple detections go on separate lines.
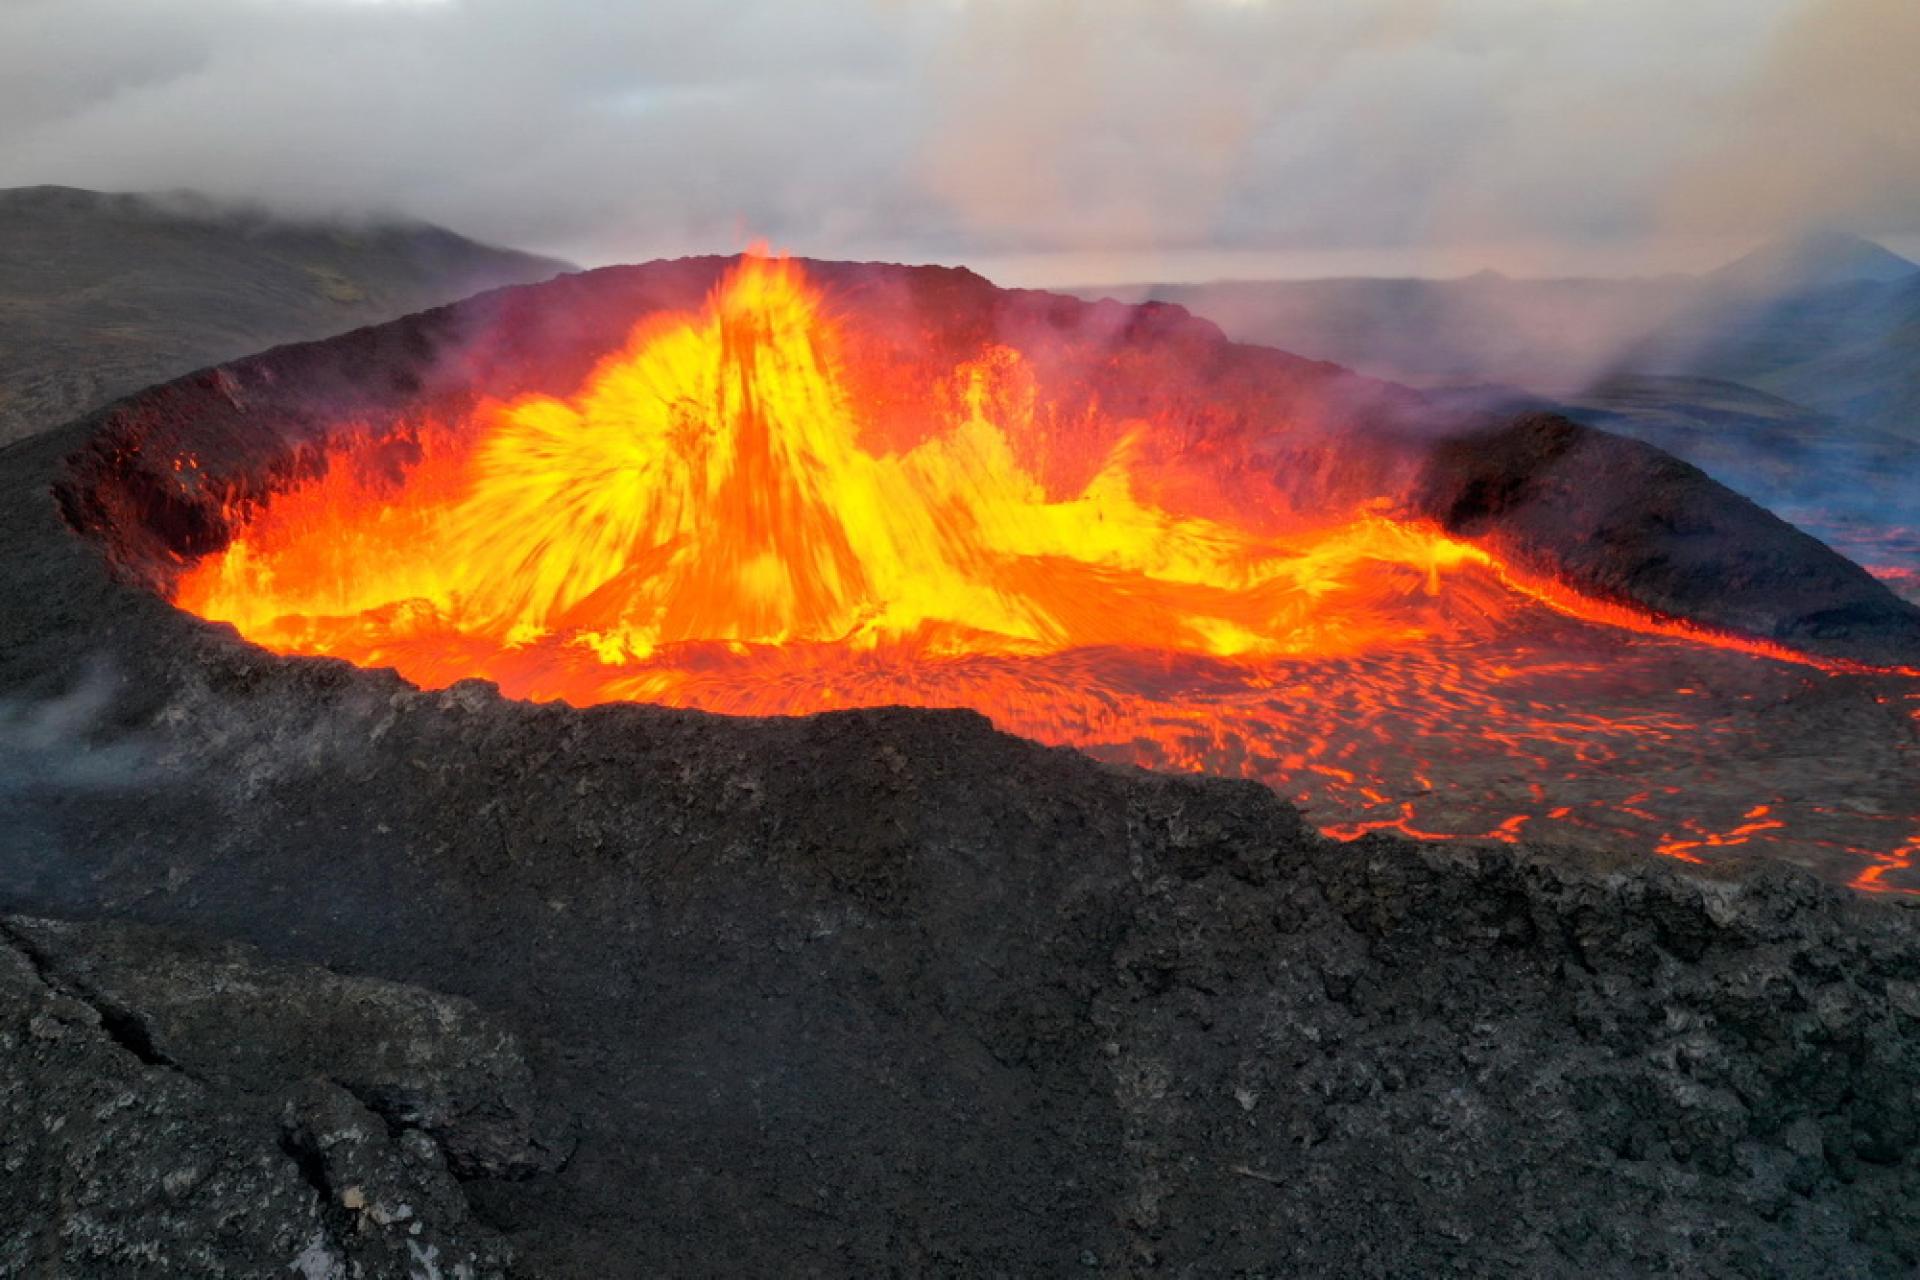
59, 254, 1920, 891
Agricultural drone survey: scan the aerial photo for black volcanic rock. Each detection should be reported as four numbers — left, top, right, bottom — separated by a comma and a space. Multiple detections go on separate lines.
4, 661, 1920, 1274
0, 914, 548, 1278
1, 915, 570, 1181
1073, 233, 1920, 421
1413, 412, 1920, 665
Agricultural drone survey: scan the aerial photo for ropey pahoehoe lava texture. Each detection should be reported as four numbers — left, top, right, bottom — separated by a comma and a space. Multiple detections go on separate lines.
56, 253, 1920, 888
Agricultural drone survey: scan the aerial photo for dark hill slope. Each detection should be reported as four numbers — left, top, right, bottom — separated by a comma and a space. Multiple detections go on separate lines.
0, 185, 569, 445
1705, 229, 1917, 294
1638, 274, 1920, 445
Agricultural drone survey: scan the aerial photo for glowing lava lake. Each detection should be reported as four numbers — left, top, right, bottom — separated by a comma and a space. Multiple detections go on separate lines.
162, 255, 1920, 890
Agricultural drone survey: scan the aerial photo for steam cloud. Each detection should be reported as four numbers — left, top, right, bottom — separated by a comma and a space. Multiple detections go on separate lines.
1660, 0, 1920, 241
1, 0, 1909, 282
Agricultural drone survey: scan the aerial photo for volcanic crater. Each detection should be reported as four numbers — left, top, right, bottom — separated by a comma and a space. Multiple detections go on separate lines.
52, 253, 1920, 890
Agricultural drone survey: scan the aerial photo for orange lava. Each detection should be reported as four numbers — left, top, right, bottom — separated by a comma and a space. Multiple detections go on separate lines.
1853, 830, 1920, 895
172, 255, 1920, 888
1654, 804, 1787, 862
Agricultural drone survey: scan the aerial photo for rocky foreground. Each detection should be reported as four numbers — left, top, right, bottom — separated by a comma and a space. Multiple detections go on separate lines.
4, 679, 1920, 1275
0, 914, 567, 1277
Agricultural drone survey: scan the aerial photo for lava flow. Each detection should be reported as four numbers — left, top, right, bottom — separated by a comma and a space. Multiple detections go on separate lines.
172, 254, 1920, 889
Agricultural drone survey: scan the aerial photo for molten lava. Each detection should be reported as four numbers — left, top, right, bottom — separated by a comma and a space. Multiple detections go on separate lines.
180, 255, 1524, 672
173, 254, 1920, 888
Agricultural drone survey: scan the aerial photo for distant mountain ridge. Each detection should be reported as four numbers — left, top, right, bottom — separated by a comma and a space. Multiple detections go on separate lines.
1635, 262, 1920, 447
1073, 230, 1918, 399
0, 185, 571, 445
1705, 229, 1917, 294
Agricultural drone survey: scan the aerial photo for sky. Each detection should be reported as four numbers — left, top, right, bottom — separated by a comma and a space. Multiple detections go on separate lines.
1, 0, 1915, 285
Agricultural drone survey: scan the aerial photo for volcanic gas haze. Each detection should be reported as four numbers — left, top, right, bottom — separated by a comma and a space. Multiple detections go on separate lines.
163, 254, 1920, 888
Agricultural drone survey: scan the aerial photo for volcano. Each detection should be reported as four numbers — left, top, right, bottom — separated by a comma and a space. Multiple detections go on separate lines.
10, 253, 1920, 1275
52, 253, 1920, 889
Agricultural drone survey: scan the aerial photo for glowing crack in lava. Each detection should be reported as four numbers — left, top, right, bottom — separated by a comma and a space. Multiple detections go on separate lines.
174, 255, 1920, 889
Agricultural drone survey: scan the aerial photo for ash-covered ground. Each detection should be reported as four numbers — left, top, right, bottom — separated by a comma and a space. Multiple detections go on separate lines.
3, 264, 1920, 1275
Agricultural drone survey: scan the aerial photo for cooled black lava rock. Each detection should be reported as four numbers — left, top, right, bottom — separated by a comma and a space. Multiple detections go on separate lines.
1414, 412, 1920, 665
2, 639, 1919, 1274
0, 914, 560, 1278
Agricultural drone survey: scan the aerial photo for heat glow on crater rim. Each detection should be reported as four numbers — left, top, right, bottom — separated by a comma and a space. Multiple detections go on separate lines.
161, 255, 1920, 893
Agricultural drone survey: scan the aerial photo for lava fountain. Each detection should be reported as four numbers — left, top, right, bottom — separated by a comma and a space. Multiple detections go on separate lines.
164, 254, 1920, 889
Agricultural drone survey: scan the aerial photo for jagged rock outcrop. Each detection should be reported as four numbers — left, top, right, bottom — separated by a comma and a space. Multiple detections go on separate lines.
0, 914, 566, 1278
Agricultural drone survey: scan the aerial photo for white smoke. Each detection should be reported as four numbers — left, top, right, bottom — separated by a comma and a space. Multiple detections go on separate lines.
4, 0, 1899, 282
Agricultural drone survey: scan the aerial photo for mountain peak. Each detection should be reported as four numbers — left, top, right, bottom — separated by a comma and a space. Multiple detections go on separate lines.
1708, 229, 1918, 294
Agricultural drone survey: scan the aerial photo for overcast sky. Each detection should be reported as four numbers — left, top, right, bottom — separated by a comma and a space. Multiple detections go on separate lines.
2, 0, 1915, 284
